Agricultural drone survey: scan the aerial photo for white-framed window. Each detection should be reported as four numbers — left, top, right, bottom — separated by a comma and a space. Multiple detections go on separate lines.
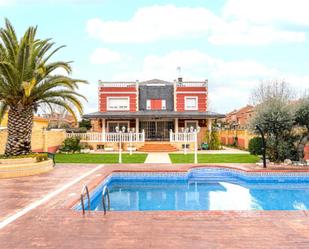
185, 120, 198, 130
185, 96, 198, 110
107, 121, 130, 132
107, 97, 129, 111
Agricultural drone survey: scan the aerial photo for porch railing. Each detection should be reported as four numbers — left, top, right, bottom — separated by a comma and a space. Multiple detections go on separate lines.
66, 131, 145, 142
169, 131, 197, 142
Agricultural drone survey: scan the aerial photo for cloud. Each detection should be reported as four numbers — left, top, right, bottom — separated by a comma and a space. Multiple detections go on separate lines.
86, 5, 215, 43
107, 49, 308, 112
86, 4, 306, 45
223, 0, 309, 26
90, 48, 122, 64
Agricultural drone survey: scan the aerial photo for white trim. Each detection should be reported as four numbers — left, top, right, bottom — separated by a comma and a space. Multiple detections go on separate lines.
162, 100, 166, 110
176, 91, 207, 94
100, 91, 137, 94
185, 96, 198, 110
107, 96, 130, 111
185, 120, 199, 129
106, 120, 130, 132
146, 83, 166, 86
0, 165, 104, 230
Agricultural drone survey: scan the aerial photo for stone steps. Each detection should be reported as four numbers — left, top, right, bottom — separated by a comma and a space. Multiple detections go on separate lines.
138, 143, 178, 152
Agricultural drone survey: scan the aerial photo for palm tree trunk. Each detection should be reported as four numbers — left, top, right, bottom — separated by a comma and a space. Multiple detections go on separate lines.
5, 105, 33, 156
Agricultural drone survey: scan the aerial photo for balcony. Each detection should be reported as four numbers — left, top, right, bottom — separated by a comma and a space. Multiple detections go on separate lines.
99, 81, 137, 88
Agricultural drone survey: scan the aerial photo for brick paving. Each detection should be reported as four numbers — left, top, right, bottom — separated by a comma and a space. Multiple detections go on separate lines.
1, 163, 309, 248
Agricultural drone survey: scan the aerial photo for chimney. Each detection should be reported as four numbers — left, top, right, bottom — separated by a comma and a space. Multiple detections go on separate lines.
178, 77, 183, 82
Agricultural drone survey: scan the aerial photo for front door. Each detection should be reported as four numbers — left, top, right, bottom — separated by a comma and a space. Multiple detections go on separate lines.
140, 121, 174, 141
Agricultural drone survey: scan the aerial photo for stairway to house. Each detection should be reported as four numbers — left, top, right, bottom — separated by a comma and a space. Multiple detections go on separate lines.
138, 142, 178, 152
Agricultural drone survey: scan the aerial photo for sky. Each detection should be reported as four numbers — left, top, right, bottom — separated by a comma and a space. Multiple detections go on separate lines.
1, 0, 309, 114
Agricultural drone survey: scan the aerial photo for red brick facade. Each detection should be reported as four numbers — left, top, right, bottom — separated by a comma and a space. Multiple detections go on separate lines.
175, 85, 207, 112
99, 86, 137, 112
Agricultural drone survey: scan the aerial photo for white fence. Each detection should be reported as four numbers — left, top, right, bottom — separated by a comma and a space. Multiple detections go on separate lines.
66, 131, 145, 142
169, 131, 197, 142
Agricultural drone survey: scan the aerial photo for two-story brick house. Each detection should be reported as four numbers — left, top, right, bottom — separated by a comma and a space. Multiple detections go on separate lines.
83, 78, 224, 151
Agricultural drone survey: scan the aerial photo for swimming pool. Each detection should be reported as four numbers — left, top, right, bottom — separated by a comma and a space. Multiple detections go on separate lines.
76, 168, 309, 211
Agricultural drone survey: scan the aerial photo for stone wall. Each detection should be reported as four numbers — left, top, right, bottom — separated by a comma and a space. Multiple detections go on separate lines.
0, 128, 66, 154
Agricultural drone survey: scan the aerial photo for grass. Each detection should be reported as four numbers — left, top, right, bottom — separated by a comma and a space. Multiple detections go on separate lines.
55, 153, 148, 164
169, 153, 260, 164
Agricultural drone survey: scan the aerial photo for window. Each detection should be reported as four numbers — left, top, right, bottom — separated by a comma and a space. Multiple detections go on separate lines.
107, 97, 129, 111
185, 120, 198, 130
146, 99, 166, 110
185, 97, 198, 110
107, 121, 129, 132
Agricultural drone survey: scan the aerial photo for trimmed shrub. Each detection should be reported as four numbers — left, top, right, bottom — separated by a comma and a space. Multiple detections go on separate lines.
209, 131, 221, 150
248, 137, 263, 155
59, 137, 82, 153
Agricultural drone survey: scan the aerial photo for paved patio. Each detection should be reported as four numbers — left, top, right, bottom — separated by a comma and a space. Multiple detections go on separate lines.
1, 163, 309, 248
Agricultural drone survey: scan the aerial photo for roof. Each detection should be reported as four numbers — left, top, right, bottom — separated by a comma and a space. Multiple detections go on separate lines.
139, 79, 173, 85
83, 111, 225, 119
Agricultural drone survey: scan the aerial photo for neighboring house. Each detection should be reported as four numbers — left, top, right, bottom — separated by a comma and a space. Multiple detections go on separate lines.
0, 112, 49, 130
82, 78, 224, 151
224, 105, 254, 128
42, 112, 76, 128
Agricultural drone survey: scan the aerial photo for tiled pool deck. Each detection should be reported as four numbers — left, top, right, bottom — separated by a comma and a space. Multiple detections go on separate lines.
1, 163, 309, 248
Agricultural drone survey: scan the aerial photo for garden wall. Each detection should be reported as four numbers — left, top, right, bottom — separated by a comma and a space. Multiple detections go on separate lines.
0, 128, 66, 154
219, 129, 255, 149
219, 129, 309, 160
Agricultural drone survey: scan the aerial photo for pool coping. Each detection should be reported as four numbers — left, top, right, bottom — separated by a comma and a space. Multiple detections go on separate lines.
68, 164, 309, 209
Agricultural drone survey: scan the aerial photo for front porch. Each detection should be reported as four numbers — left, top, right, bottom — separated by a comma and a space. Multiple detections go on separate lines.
80, 111, 224, 152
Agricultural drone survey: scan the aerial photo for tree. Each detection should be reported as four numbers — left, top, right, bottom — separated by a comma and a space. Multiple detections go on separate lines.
251, 80, 294, 105
79, 119, 92, 130
250, 97, 296, 162
0, 19, 87, 156
294, 97, 309, 161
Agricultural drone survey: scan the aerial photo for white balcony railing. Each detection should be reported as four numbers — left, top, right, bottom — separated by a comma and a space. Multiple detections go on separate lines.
99, 81, 137, 88
169, 131, 197, 142
66, 131, 145, 142
176, 81, 208, 87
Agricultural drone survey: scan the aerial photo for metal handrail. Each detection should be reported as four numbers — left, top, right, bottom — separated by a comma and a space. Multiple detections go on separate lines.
80, 185, 90, 215
102, 186, 110, 215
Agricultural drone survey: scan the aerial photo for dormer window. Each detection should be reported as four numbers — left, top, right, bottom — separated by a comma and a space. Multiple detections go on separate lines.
146, 99, 166, 110
185, 96, 198, 110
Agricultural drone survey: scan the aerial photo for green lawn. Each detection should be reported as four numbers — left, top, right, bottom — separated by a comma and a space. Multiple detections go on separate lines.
55, 153, 148, 164
169, 153, 260, 164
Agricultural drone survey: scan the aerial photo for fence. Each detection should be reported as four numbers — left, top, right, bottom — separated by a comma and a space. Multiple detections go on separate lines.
169, 131, 197, 142
66, 131, 145, 143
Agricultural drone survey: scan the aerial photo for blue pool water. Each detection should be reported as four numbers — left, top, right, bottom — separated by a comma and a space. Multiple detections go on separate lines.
76, 168, 309, 211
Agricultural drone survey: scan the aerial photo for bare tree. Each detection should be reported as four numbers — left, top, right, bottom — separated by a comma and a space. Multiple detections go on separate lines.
251, 80, 295, 105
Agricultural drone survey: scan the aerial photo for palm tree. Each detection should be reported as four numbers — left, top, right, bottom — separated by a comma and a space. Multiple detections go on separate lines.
0, 19, 87, 156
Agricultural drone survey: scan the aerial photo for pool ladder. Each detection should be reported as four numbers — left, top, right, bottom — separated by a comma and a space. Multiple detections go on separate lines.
80, 184, 110, 215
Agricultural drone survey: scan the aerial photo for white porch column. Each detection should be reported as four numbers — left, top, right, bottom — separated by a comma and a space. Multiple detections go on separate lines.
175, 118, 179, 133
102, 118, 106, 142
135, 118, 139, 133
207, 119, 212, 132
